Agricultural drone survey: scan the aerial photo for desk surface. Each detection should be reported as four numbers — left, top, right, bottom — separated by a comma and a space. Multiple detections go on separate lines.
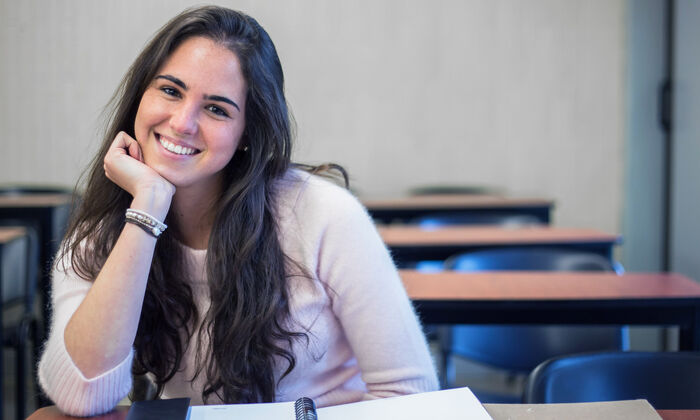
0, 193, 72, 207
379, 226, 620, 247
363, 194, 554, 210
400, 271, 700, 301
25, 406, 698, 420
401, 270, 700, 350
0, 226, 27, 243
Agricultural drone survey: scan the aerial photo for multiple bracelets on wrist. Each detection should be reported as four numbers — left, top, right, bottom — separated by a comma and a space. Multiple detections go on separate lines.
125, 208, 168, 238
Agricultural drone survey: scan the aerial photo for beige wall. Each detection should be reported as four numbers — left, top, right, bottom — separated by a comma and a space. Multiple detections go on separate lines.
0, 0, 625, 233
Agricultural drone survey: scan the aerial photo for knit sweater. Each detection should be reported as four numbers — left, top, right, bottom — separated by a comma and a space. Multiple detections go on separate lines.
38, 170, 439, 416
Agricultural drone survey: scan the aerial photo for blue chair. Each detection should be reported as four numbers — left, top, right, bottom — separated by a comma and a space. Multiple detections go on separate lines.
413, 212, 543, 230
446, 247, 619, 273
405, 213, 544, 272
524, 351, 700, 409
1, 221, 40, 420
408, 185, 501, 196
441, 247, 627, 402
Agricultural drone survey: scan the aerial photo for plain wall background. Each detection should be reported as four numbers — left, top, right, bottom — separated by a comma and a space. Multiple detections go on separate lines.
0, 0, 625, 235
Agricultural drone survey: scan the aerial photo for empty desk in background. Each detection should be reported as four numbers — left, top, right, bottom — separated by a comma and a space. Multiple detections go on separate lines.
0, 194, 73, 335
0, 226, 28, 420
400, 270, 700, 351
363, 195, 554, 224
378, 226, 620, 266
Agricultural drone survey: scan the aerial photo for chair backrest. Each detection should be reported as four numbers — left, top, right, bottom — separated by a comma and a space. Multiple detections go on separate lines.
408, 185, 500, 196
0, 220, 40, 311
443, 247, 624, 372
412, 212, 543, 229
445, 246, 614, 272
524, 351, 700, 409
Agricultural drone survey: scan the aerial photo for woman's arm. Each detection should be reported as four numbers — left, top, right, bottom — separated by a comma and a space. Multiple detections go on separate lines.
39, 132, 174, 415
64, 131, 174, 378
63, 188, 172, 378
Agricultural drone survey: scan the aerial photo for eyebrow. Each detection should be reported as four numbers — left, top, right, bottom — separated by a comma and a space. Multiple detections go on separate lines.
155, 74, 241, 112
155, 74, 187, 89
204, 94, 240, 112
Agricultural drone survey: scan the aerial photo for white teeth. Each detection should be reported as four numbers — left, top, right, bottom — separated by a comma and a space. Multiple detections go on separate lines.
158, 136, 197, 155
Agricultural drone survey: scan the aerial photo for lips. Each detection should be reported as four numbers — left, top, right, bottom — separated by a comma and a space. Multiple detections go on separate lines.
156, 134, 201, 156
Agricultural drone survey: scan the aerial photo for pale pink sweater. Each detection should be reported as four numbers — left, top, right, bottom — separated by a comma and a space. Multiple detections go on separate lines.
38, 170, 438, 416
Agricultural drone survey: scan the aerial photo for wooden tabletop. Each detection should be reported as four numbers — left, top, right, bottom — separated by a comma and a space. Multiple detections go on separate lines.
27, 406, 128, 419
362, 194, 554, 210
0, 193, 72, 207
400, 270, 700, 301
0, 226, 27, 243
658, 410, 700, 420
379, 226, 621, 247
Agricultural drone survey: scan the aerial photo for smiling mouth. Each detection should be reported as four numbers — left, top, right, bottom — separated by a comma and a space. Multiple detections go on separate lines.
156, 134, 201, 156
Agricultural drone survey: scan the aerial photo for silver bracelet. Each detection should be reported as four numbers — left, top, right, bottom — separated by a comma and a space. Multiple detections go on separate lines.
125, 208, 168, 238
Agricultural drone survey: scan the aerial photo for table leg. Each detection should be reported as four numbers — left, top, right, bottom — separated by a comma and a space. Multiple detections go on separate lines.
678, 307, 700, 351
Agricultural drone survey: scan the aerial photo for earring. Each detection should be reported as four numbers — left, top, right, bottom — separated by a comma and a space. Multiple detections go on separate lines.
241, 145, 249, 152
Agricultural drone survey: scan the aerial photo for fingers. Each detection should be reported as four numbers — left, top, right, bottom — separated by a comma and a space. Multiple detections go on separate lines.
102, 132, 175, 200
103, 132, 147, 190
114, 132, 138, 155
127, 138, 144, 162
104, 132, 143, 161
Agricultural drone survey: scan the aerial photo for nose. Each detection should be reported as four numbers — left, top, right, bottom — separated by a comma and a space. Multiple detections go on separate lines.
169, 101, 198, 136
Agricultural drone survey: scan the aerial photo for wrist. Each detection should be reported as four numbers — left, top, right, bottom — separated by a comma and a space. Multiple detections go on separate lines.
130, 182, 174, 221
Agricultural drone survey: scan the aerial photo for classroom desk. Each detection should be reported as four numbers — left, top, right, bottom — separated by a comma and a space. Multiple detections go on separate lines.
400, 270, 700, 351
379, 225, 621, 265
0, 194, 73, 335
0, 226, 28, 420
363, 194, 554, 224
24, 405, 698, 420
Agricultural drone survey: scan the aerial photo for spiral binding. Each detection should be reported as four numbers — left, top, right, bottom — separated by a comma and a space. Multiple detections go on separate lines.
294, 397, 318, 420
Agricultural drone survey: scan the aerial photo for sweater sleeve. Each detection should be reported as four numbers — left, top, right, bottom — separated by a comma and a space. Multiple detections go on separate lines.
310, 181, 439, 399
38, 254, 134, 416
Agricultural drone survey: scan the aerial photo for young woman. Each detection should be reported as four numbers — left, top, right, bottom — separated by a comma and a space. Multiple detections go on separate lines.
38, 6, 437, 416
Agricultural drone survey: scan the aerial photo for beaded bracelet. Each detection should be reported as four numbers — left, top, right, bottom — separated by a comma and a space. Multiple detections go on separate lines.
125, 208, 168, 238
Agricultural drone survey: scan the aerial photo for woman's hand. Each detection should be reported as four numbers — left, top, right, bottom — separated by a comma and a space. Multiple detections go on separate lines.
104, 131, 175, 218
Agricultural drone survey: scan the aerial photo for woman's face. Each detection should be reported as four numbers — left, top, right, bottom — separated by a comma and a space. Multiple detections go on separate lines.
134, 36, 247, 193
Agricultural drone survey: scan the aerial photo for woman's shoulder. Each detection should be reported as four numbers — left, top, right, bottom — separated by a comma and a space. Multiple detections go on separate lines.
274, 167, 367, 224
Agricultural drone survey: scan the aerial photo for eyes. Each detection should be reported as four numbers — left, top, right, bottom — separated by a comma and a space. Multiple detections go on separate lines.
160, 86, 180, 97
158, 85, 232, 119
205, 104, 230, 118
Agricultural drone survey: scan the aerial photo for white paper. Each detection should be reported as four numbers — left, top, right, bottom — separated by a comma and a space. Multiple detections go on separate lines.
187, 387, 492, 420
318, 387, 492, 420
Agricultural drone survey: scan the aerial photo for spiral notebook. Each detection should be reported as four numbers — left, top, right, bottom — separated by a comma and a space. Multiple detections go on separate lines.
186, 387, 492, 420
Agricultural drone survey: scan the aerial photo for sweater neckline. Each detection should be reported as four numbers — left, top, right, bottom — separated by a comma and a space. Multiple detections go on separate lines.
174, 238, 208, 255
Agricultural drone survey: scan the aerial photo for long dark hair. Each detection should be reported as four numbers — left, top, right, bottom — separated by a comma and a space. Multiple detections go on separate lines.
62, 6, 344, 403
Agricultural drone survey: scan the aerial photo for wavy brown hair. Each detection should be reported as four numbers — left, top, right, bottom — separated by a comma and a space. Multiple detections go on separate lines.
61, 6, 346, 403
